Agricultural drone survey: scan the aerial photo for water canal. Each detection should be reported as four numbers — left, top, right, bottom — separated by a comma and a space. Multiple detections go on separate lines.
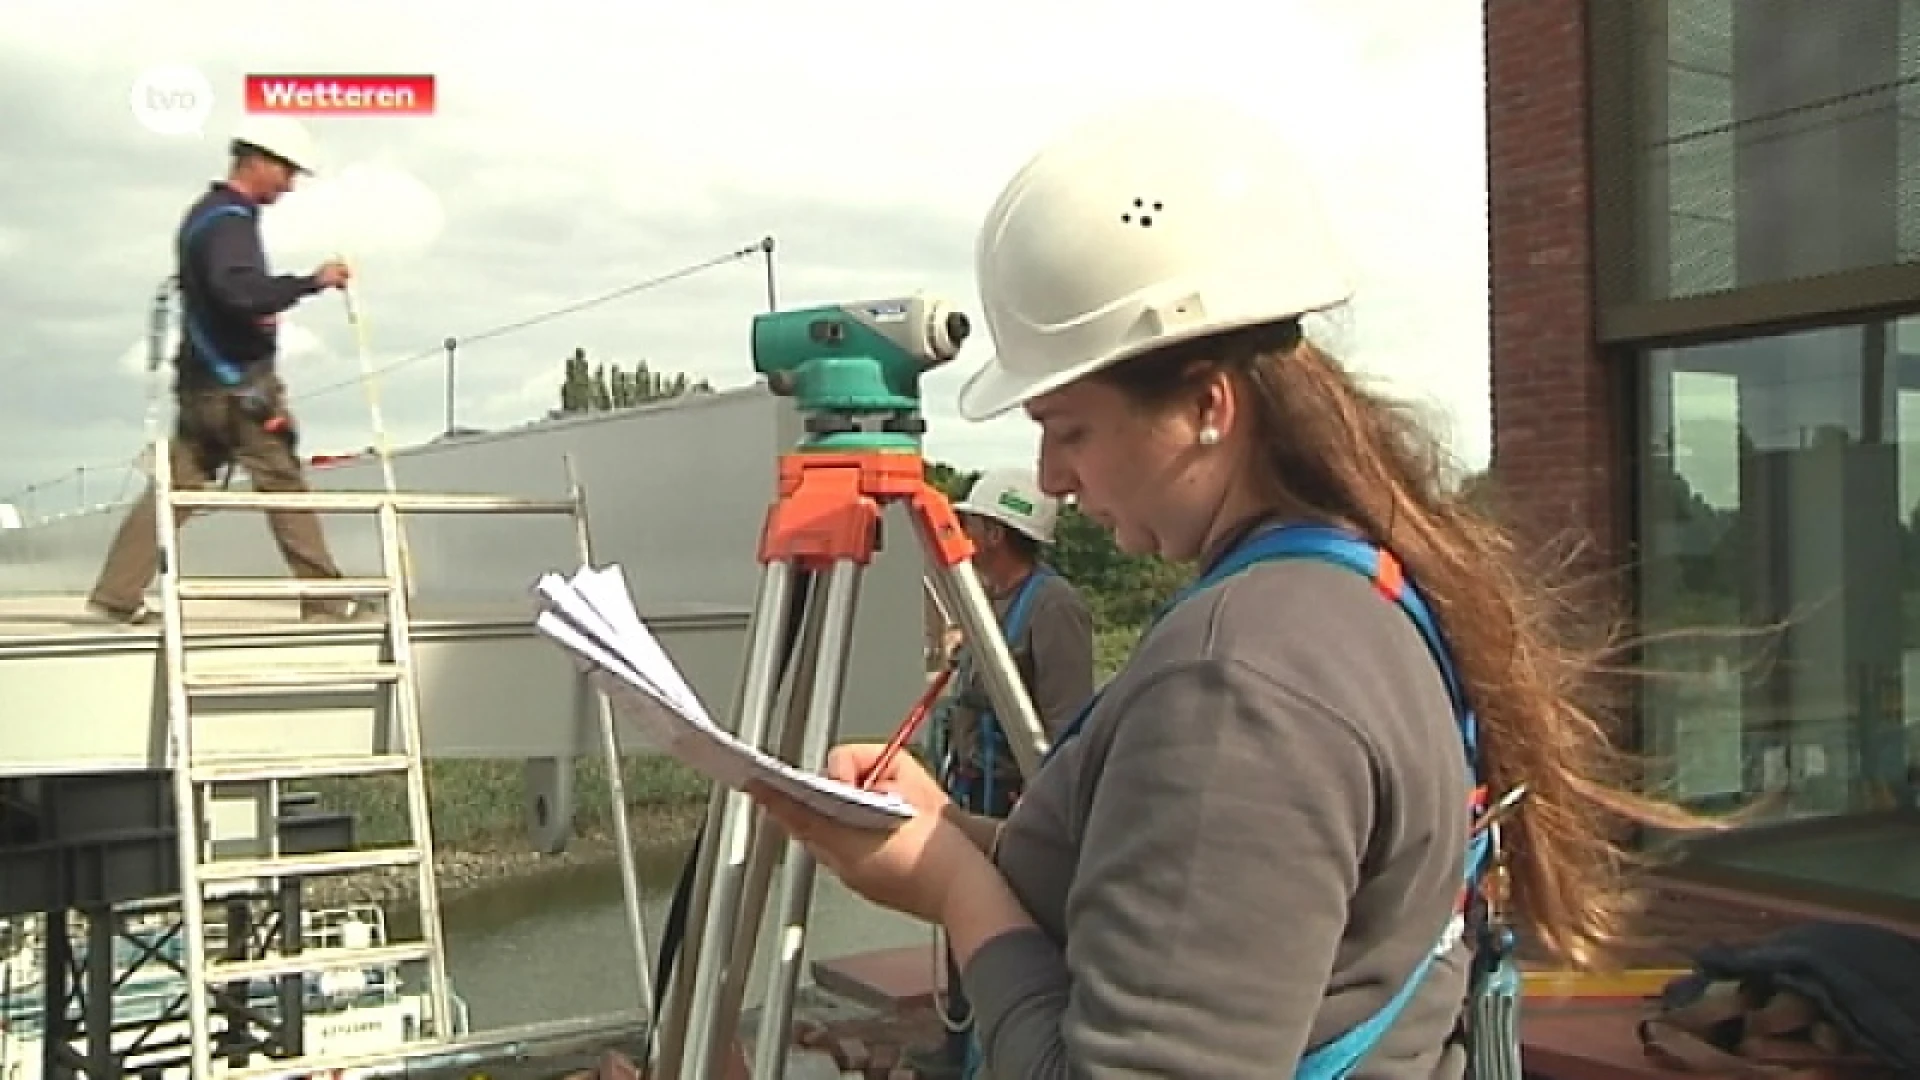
436, 852, 927, 1032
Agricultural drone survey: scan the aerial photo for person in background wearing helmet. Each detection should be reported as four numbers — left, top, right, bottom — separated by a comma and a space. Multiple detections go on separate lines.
753, 101, 1703, 1079
942, 466, 1094, 799
88, 116, 359, 625
915, 466, 1093, 1078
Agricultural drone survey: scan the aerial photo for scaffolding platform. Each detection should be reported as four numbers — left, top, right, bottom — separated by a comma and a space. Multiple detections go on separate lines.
0, 591, 753, 779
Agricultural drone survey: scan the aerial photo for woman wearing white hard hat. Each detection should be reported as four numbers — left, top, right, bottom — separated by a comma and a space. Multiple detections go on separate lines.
755, 101, 1697, 1078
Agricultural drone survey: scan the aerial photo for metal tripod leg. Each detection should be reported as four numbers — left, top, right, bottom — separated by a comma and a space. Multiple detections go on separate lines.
651, 561, 798, 1078
654, 558, 880, 1080
700, 570, 834, 1070
913, 521, 1050, 777
652, 461, 1049, 1078
750, 560, 864, 1078
736, 560, 1034, 1080
685, 562, 856, 1078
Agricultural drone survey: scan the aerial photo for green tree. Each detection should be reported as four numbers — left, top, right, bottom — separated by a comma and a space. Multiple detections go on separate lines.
590, 363, 614, 410
560, 349, 593, 412
1046, 505, 1185, 627
923, 458, 1181, 631
559, 349, 713, 414
925, 461, 975, 501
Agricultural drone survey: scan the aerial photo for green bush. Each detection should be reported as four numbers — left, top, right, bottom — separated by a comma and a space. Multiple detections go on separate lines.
1096, 624, 1142, 685
307, 756, 708, 849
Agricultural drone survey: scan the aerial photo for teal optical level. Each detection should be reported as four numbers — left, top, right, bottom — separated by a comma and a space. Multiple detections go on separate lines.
751, 295, 971, 451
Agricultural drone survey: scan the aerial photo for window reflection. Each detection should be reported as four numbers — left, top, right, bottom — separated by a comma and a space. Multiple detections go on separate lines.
1639, 315, 1920, 901
1637, 0, 1919, 301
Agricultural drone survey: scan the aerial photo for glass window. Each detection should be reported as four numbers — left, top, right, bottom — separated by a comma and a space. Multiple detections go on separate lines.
1638, 314, 1920, 903
1633, 0, 1920, 301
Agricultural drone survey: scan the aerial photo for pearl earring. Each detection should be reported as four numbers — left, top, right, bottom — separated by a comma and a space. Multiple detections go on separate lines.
1198, 425, 1221, 447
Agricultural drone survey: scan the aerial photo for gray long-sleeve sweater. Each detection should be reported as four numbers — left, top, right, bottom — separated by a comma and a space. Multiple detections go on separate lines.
963, 557, 1475, 1079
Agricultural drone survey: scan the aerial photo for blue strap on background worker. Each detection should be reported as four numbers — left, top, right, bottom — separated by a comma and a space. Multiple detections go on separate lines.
176, 203, 257, 390
929, 562, 1050, 1078
166, 114, 348, 423
940, 565, 1049, 815
173, 202, 293, 435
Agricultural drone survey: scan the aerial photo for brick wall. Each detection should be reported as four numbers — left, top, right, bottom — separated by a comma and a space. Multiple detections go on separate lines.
1483, 0, 1629, 589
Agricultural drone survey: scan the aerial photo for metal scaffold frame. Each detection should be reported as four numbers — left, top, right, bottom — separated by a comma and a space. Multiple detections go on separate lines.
145, 442, 658, 1080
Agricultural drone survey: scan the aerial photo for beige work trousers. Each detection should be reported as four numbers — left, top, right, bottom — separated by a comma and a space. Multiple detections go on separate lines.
89, 375, 346, 616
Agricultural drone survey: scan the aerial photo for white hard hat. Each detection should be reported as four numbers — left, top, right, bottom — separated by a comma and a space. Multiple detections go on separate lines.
955, 467, 1059, 544
958, 100, 1356, 421
231, 115, 319, 174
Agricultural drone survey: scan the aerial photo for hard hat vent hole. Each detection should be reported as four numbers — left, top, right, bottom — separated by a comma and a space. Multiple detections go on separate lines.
1120, 197, 1164, 228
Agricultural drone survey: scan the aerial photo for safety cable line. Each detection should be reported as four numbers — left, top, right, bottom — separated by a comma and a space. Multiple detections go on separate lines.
1650, 72, 1919, 150
292, 240, 768, 404
1, 241, 767, 505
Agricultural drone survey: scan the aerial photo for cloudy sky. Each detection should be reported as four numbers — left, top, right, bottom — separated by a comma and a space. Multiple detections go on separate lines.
0, 0, 1493, 516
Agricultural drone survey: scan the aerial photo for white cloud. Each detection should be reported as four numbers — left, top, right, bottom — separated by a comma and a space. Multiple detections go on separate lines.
263, 162, 447, 266
0, 0, 1491, 513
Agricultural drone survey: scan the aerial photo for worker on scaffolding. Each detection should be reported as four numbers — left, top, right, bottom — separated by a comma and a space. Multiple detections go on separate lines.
87, 116, 359, 625
918, 466, 1093, 1078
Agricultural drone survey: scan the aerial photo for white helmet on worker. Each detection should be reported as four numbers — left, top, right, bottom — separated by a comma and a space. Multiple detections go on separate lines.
230, 115, 319, 175
956, 467, 1060, 544
958, 99, 1355, 421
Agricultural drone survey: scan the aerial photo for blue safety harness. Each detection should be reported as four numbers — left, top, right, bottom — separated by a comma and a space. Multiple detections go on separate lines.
1008, 522, 1523, 1080
173, 202, 260, 388
943, 567, 1051, 813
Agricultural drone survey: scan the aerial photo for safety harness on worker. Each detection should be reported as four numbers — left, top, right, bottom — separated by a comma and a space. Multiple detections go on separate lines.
172, 202, 264, 391
940, 566, 1051, 814
1025, 521, 1526, 1080
159, 199, 300, 456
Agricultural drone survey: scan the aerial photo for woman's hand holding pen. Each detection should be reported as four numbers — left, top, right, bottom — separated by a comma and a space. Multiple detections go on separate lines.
751, 744, 988, 925
833, 744, 950, 811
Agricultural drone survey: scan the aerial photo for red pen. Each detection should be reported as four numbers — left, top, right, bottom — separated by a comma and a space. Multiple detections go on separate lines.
857, 663, 956, 791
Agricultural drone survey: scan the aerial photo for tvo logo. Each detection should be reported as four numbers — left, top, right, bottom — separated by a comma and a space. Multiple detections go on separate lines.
129, 65, 215, 136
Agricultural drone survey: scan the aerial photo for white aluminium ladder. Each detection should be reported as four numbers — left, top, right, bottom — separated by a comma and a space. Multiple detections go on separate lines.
148, 439, 630, 1080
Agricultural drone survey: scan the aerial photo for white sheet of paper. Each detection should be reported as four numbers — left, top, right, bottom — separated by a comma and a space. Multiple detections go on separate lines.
532, 565, 913, 832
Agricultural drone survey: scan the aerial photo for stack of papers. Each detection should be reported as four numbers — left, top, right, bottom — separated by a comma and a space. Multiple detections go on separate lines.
531, 564, 914, 832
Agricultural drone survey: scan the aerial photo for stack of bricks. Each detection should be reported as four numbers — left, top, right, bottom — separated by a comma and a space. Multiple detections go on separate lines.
570, 1006, 949, 1079
793, 1008, 948, 1079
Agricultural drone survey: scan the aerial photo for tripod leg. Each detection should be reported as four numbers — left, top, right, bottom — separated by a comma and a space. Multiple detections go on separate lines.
751, 558, 865, 1079
687, 558, 845, 1079
706, 571, 834, 1061
654, 560, 798, 1079
917, 528, 1049, 778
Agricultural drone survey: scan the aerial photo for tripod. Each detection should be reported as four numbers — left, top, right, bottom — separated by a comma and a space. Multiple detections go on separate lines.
647, 298, 1047, 1079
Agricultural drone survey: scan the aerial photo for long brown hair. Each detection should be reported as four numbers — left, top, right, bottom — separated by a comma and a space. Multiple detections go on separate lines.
1094, 319, 1712, 970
